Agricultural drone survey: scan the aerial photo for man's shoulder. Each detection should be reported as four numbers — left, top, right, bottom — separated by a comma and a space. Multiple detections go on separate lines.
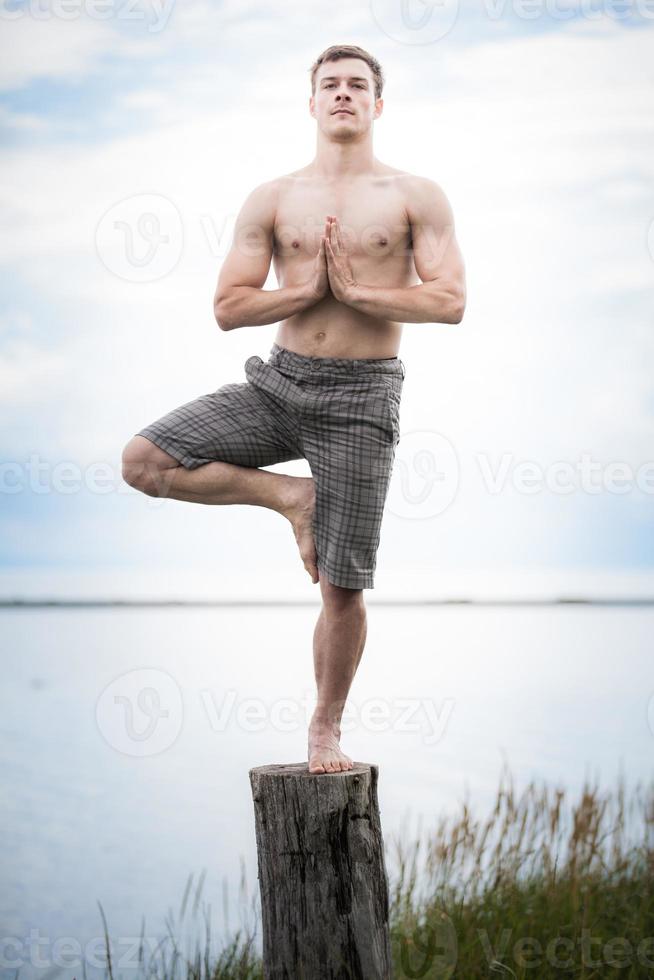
393, 172, 448, 199
236, 178, 283, 225
245, 172, 309, 203
268, 168, 311, 185
245, 177, 282, 200
394, 173, 454, 222
367, 166, 443, 194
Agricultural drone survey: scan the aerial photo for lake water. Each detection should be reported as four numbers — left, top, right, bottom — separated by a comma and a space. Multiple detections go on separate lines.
1, 603, 653, 978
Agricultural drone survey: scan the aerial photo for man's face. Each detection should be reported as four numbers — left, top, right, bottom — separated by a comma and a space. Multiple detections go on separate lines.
310, 58, 382, 138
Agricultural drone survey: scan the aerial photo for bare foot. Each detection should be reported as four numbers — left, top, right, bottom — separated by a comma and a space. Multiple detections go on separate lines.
282, 476, 318, 584
308, 720, 354, 774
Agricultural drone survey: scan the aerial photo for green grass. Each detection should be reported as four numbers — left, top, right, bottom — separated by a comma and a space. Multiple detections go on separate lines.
387, 764, 654, 978
91, 766, 653, 979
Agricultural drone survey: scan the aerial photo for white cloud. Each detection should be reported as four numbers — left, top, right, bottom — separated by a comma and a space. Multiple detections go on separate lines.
0, 312, 69, 407
0, 15, 113, 91
0, 104, 49, 131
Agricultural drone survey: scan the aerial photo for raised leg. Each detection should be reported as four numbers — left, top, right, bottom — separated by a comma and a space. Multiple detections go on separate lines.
121, 435, 318, 582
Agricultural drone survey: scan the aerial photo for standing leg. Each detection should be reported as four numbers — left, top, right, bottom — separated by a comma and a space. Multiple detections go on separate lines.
307, 577, 367, 774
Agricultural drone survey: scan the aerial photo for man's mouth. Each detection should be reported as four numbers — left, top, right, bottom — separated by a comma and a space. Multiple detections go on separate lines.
332, 109, 354, 115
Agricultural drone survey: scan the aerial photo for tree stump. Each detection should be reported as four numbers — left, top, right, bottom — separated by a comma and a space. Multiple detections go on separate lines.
249, 762, 393, 979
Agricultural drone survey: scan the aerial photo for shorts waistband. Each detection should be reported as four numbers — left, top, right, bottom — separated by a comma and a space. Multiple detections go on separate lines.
268, 343, 405, 378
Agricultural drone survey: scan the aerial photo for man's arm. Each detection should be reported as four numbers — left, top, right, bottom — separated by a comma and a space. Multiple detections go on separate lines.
338, 177, 466, 324
213, 180, 324, 331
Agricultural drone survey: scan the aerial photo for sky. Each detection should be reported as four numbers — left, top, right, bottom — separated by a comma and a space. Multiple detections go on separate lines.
1, 0, 653, 598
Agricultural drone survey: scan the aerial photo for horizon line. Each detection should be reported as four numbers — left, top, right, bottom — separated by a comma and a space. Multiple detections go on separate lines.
1, 596, 654, 608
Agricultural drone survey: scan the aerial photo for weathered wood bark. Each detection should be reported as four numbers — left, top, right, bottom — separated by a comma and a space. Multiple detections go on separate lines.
249, 762, 393, 979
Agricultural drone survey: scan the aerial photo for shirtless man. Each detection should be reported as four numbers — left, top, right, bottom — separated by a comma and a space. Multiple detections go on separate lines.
121, 44, 466, 775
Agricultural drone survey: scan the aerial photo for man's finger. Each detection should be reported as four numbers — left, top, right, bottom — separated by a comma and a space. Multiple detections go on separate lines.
335, 219, 346, 252
330, 220, 340, 255
325, 240, 340, 276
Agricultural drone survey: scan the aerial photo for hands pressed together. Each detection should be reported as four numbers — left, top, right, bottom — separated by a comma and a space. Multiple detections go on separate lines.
308, 215, 358, 306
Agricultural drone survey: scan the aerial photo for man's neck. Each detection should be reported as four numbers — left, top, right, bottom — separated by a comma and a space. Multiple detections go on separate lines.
309, 135, 376, 178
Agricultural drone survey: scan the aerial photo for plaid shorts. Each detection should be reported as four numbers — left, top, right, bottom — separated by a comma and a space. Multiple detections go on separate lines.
135, 342, 406, 590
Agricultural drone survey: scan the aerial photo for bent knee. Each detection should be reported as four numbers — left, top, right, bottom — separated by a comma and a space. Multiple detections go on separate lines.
121, 436, 172, 495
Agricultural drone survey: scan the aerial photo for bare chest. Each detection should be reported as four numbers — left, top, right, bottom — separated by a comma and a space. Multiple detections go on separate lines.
272, 179, 410, 261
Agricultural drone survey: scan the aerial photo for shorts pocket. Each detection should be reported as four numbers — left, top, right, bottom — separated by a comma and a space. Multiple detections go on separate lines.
378, 376, 402, 445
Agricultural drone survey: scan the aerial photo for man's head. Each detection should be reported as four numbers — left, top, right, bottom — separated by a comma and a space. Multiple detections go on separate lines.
309, 45, 384, 137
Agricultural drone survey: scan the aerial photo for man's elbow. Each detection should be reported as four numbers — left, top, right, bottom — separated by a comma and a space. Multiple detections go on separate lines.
446, 286, 465, 324
427, 281, 465, 324
449, 302, 465, 324
432, 298, 464, 324
214, 306, 232, 331
213, 294, 234, 331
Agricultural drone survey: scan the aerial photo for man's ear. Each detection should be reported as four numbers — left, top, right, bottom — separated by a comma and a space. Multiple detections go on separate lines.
309, 95, 315, 119
374, 97, 384, 120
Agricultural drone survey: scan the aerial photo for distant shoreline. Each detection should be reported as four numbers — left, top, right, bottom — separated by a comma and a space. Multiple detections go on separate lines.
1, 597, 654, 608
